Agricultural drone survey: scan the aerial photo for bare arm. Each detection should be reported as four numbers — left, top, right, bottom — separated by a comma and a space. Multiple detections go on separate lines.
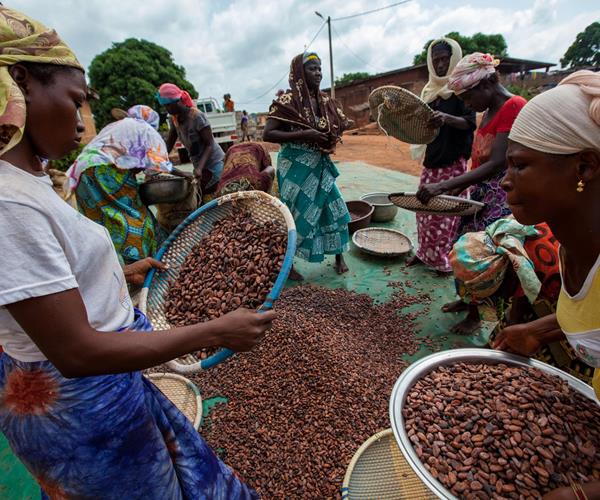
428, 112, 472, 130
166, 123, 178, 153
192, 126, 215, 179
491, 313, 565, 356
417, 132, 509, 203
262, 118, 329, 147
6, 288, 275, 378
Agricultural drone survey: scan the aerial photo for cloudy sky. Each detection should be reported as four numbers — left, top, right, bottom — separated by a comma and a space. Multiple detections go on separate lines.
14, 0, 600, 112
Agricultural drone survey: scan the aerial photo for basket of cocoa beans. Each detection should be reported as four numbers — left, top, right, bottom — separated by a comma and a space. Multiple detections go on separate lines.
139, 190, 296, 372
389, 348, 600, 499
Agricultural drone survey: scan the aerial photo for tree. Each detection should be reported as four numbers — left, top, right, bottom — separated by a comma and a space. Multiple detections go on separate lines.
560, 22, 600, 68
413, 32, 508, 65
88, 39, 198, 129
335, 72, 371, 86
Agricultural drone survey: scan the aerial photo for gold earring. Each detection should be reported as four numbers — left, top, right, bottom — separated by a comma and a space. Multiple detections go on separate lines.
577, 180, 585, 193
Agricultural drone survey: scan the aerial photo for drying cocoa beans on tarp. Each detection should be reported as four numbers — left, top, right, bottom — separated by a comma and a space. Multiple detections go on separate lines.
195, 284, 428, 498
404, 362, 600, 499
164, 210, 286, 358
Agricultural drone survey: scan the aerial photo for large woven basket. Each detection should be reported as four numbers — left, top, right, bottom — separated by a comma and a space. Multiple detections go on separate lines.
341, 429, 436, 499
139, 190, 297, 373
388, 192, 485, 216
352, 228, 412, 257
369, 86, 438, 144
146, 373, 203, 430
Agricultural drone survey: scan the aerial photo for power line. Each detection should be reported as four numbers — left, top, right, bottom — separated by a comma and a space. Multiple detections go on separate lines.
330, 23, 386, 74
333, 0, 412, 21
238, 21, 327, 105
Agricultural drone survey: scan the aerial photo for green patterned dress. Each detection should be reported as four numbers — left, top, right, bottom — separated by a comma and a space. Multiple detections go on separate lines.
75, 163, 165, 265
277, 142, 350, 262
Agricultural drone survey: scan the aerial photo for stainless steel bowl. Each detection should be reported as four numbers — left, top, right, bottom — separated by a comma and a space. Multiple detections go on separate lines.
139, 175, 189, 206
359, 192, 398, 222
389, 348, 598, 500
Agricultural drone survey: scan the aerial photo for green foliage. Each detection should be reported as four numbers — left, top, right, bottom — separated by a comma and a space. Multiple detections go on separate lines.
88, 38, 197, 129
506, 85, 533, 101
413, 32, 508, 65
335, 72, 371, 86
48, 143, 85, 172
560, 22, 600, 68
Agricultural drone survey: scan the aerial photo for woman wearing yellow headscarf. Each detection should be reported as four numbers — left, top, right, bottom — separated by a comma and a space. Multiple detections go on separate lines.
0, 6, 270, 498
408, 38, 476, 274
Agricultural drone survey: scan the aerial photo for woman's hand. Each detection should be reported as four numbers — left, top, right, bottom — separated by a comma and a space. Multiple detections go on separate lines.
427, 111, 446, 129
416, 182, 447, 204
212, 308, 277, 351
491, 323, 542, 357
123, 258, 168, 287
302, 129, 330, 147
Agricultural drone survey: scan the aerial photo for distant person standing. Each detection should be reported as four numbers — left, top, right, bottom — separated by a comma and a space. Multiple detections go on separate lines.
223, 93, 235, 112
241, 110, 250, 142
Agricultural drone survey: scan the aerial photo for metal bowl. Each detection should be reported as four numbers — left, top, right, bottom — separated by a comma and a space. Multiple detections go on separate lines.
360, 192, 398, 222
139, 175, 189, 206
389, 348, 598, 500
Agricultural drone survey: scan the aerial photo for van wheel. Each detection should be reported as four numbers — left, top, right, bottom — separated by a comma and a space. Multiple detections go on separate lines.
220, 142, 233, 153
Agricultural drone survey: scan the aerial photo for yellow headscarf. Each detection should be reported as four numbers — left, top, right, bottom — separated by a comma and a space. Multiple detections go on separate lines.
0, 7, 82, 156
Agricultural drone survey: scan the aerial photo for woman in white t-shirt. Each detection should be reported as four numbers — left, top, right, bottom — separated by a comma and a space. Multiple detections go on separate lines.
0, 7, 271, 499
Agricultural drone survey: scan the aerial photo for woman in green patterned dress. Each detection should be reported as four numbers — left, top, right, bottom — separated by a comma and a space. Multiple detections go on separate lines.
263, 52, 350, 281
66, 105, 174, 265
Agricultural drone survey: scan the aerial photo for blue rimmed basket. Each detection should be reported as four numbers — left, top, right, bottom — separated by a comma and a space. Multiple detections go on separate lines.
139, 190, 297, 373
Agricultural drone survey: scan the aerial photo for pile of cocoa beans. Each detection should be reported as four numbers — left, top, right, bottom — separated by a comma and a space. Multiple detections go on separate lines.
164, 210, 286, 357
404, 362, 600, 499
194, 284, 428, 498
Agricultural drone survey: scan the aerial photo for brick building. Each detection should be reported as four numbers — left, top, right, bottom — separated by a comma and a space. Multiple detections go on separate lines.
327, 57, 555, 128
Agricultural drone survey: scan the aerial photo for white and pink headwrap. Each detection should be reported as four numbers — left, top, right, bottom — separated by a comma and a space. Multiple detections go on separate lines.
448, 52, 500, 95
509, 70, 600, 155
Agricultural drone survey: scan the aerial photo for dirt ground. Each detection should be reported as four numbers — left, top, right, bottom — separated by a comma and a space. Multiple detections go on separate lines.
334, 134, 422, 176
257, 133, 422, 177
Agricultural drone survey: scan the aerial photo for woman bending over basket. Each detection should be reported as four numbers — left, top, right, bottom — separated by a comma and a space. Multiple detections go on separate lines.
417, 53, 527, 334
0, 7, 272, 498
263, 52, 351, 281
66, 104, 182, 265
214, 142, 275, 197
492, 70, 600, 499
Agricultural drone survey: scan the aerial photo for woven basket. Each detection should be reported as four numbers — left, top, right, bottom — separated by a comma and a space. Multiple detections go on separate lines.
341, 429, 436, 499
352, 228, 412, 257
139, 190, 297, 373
146, 373, 202, 430
388, 192, 485, 216
369, 86, 439, 145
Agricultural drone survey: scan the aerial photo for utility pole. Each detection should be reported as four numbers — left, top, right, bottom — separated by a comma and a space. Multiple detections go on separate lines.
315, 12, 335, 99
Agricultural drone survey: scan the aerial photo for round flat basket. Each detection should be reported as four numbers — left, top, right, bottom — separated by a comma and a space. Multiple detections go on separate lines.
369, 86, 438, 144
146, 373, 202, 430
139, 190, 297, 373
388, 192, 485, 216
341, 429, 436, 499
352, 228, 412, 257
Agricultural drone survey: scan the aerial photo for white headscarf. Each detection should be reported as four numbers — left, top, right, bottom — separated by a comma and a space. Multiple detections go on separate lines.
509, 70, 600, 154
410, 37, 462, 161
420, 37, 463, 104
